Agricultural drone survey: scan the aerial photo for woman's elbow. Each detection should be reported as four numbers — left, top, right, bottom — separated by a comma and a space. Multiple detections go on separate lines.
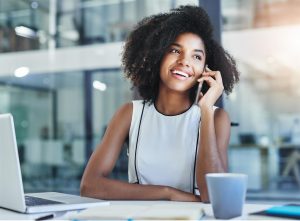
80, 174, 107, 199
80, 173, 97, 197
80, 179, 90, 197
201, 195, 210, 203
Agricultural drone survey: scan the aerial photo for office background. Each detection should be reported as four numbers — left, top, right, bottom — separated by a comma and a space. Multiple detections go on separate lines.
0, 0, 299, 201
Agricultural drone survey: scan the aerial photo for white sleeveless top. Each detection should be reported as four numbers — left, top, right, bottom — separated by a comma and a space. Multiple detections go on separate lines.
128, 100, 202, 194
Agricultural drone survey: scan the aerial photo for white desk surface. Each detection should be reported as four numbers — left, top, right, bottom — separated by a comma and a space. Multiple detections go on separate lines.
0, 201, 284, 220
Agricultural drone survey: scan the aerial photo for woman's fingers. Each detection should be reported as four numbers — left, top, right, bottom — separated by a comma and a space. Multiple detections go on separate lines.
196, 66, 224, 107
214, 71, 223, 84
197, 76, 216, 86
203, 66, 224, 88
205, 65, 211, 72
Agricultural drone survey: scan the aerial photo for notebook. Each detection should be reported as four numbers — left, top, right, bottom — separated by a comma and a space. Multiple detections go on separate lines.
66, 203, 205, 220
251, 204, 300, 219
0, 113, 109, 213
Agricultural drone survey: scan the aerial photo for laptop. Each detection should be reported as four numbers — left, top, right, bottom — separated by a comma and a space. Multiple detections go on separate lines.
0, 113, 109, 213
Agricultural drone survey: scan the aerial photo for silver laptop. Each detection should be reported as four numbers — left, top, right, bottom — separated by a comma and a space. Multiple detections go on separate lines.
0, 113, 109, 213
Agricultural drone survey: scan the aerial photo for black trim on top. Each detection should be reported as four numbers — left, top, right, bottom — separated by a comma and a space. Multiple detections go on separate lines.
153, 103, 194, 116
134, 102, 146, 184
192, 120, 200, 194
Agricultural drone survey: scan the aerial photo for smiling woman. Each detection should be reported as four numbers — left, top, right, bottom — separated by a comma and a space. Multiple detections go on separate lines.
159, 33, 205, 94
80, 5, 239, 203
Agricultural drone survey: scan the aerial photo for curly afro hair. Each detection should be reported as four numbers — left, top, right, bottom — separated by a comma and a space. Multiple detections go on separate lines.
122, 5, 239, 104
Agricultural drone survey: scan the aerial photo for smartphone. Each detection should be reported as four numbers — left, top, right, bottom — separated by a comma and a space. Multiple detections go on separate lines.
194, 66, 209, 105
194, 81, 203, 105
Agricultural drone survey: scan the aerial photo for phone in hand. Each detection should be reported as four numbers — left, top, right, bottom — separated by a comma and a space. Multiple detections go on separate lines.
194, 81, 203, 105
194, 66, 209, 105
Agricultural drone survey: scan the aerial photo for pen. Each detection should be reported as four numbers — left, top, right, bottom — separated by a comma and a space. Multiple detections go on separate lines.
199, 208, 206, 220
35, 213, 54, 220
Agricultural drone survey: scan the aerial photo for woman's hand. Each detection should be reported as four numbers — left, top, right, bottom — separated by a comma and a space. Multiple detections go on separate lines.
167, 187, 201, 202
196, 66, 224, 109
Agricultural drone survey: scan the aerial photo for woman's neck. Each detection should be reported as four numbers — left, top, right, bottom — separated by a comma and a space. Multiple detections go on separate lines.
155, 90, 192, 115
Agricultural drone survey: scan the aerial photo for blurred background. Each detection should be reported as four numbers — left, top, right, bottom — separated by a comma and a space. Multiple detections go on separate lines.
0, 0, 300, 202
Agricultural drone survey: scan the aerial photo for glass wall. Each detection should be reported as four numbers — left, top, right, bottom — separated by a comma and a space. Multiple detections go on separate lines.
0, 0, 50, 52
1, 0, 298, 202
0, 72, 82, 193
0, 0, 199, 194
0, 0, 198, 52
0, 70, 131, 193
222, 0, 300, 199
92, 70, 132, 180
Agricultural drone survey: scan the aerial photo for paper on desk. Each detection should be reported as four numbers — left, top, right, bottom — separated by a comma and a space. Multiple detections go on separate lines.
133, 204, 205, 220
67, 205, 145, 220
67, 204, 205, 220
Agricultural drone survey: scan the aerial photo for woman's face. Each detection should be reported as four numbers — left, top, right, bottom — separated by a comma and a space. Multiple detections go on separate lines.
159, 32, 206, 93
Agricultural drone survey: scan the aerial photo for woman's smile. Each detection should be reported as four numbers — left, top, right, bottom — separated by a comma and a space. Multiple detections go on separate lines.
170, 68, 192, 81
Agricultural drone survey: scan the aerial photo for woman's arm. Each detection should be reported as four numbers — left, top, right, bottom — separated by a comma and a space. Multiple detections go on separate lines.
80, 102, 200, 201
196, 107, 230, 202
196, 67, 231, 202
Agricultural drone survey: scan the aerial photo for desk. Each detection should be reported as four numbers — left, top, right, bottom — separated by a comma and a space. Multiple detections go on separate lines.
278, 143, 300, 188
0, 201, 278, 220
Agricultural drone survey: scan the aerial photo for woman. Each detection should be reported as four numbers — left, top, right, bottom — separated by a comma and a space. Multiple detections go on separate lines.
80, 5, 239, 202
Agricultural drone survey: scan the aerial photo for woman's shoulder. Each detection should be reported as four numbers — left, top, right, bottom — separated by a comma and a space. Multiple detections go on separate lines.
213, 106, 230, 124
131, 99, 145, 107
110, 102, 133, 125
114, 100, 145, 121
116, 102, 133, 116
115, 100, 144, 121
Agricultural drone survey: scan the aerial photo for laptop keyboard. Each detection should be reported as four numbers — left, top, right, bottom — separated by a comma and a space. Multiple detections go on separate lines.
25, 196, 63, 206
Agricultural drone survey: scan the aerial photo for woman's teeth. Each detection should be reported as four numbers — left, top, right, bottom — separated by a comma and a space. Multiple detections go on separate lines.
172, 70, 189, 78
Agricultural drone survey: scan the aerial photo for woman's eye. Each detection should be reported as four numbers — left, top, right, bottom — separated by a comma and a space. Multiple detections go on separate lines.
170, 48, 180, 54
194, 55, 202, 60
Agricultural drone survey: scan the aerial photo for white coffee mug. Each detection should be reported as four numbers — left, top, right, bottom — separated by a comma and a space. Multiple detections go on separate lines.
206, 173, 248, 219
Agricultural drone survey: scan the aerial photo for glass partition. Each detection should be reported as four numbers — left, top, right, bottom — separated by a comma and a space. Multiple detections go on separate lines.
0, 70, 131, 194
0, 0, 198, 52
1, 0, 298, 202
0, 0, 199, 195
222, 0, 300, 200
92, 69, 132, 180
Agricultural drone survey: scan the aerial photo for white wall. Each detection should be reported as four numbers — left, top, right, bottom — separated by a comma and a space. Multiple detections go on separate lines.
0, 42, 123, 76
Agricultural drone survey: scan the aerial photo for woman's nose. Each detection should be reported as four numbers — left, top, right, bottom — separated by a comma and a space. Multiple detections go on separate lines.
177, 55, 190, 66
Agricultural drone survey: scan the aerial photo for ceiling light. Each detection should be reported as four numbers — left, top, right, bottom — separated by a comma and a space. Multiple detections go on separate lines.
15, 26, 37, 38
14, 67, 30, 78
31, 1, 39, 9
93, 80, 107, 91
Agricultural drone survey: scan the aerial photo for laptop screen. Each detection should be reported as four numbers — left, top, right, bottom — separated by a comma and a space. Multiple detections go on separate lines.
0, 114, 27, 212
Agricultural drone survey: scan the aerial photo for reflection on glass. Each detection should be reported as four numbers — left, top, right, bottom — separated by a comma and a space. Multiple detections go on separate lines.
0, 0, 198, 52
92, 70, 132, 181
222, 0, 300, 199
0, 70, 131, 193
